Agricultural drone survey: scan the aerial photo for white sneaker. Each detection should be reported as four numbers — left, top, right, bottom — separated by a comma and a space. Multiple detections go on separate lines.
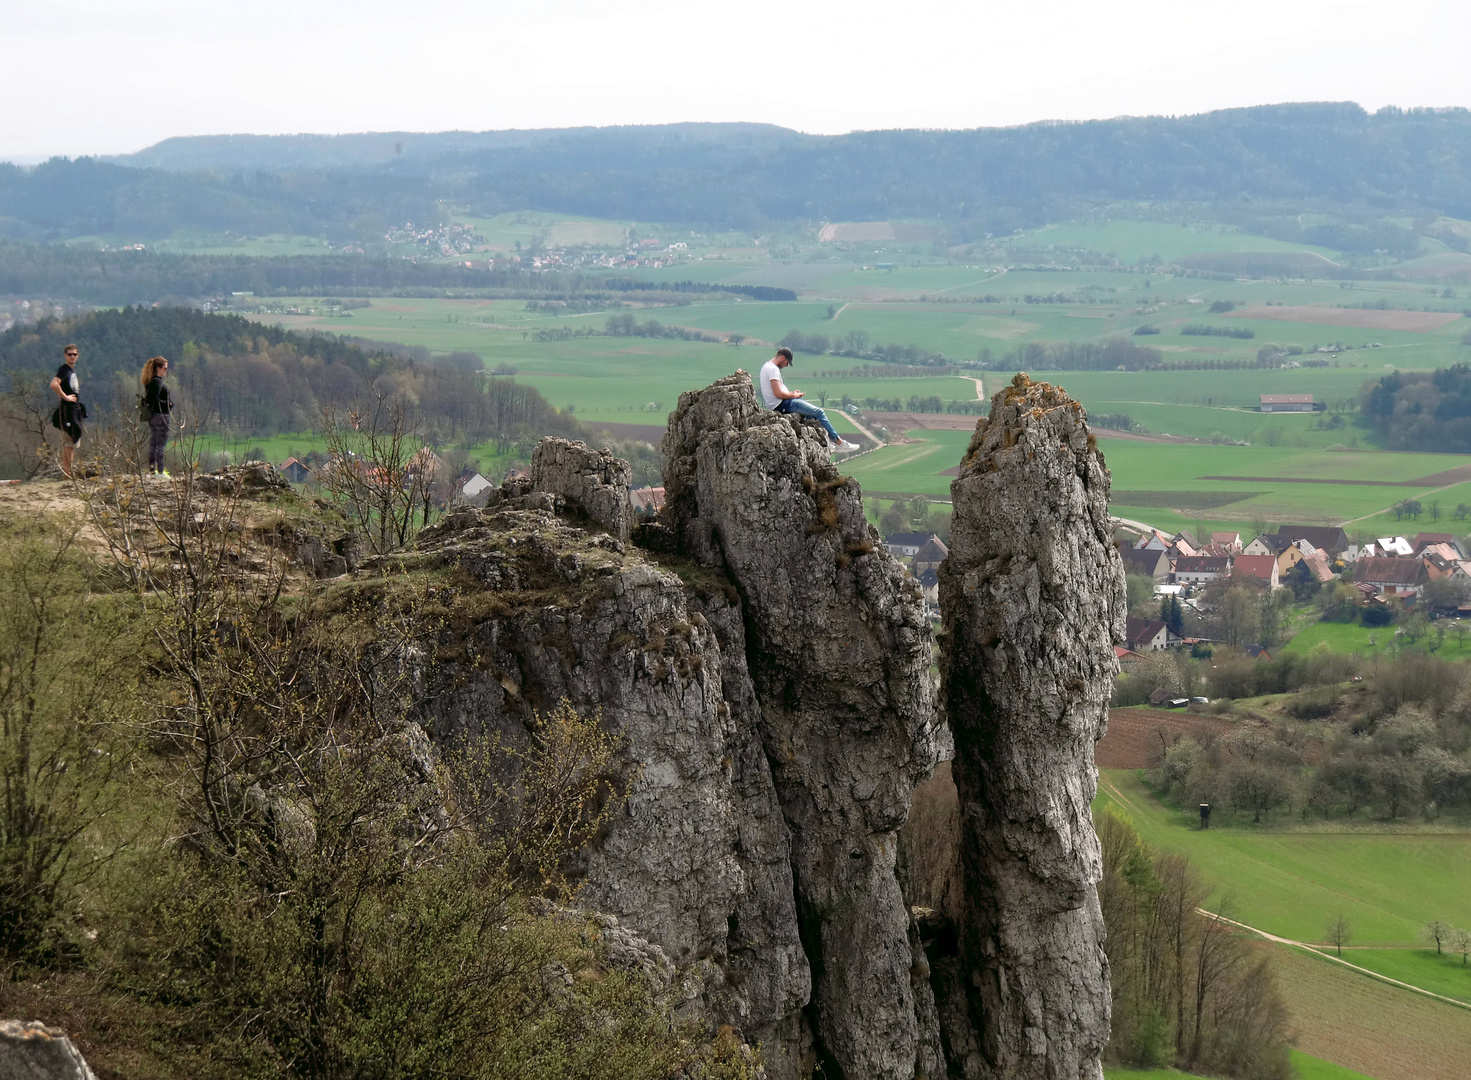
832, 438, 860, 453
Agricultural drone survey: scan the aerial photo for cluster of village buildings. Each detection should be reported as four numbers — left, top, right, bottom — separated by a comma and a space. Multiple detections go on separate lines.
1116, 522, 1471, 656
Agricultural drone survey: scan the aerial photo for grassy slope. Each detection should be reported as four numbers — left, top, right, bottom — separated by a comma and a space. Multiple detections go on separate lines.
1104, 1053, 1374, 1080
1281, 621, 1471, 659
1095, 770, 1471, 945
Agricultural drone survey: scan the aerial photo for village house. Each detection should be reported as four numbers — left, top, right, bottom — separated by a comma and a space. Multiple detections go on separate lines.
1354, 556, 1428, 598
916, 567, 940, 610
1278, 524, 1350, 554
630, 486, 666, 516
1173, 555, 1229, 585
1120, 546, 1171, 583
912, 536, 949, 576
278, 457, 310, 484
1209, 531, 1243, 553
1242, 533, 1288, 558
1373, 536, 1414, 557
1114, 645, 1145, 672
1299, 550, 1336, 584
1231, 554, 1281, 589
460, 472, 494, 502
1412, 532, 1466, 559
1125, 617, 1177, 652
884, 531, 936, 558
1259, 393, 1317, 412
1134, 528, 1173, 552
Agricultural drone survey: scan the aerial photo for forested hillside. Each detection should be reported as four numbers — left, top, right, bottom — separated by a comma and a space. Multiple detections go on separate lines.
0, 306, 580, 443
4, 104, 1470, 240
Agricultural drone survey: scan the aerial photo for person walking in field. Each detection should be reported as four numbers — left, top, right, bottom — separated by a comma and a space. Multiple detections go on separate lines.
49, 343, 86, 478
141, 356, 173, 476
758, 347, 860, 452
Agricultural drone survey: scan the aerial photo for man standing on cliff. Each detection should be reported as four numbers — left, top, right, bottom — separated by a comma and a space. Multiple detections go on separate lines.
758, 348, 859, 452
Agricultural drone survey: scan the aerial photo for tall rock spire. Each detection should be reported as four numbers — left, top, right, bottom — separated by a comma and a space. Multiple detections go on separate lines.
664, 372, 943, 1080
938, 373, 1124, 1079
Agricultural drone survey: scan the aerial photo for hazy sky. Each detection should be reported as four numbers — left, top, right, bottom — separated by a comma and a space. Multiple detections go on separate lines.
5, 0, 1470, 160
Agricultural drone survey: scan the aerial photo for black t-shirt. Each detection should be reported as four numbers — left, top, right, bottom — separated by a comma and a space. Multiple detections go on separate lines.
144, 376, 172, 415
55, 364, 81, 417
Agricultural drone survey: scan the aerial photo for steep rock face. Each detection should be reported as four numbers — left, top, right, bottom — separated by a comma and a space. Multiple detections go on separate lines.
530, 438, 634, 542
396, 469, 811, 1069
937, 374, 1124, 1079
0, 1020, 96, 1079
664, 372, 942, 1079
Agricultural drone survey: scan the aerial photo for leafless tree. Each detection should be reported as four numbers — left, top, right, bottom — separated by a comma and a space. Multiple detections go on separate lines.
319, 390, 435, 554
1324, 912, 1352, 956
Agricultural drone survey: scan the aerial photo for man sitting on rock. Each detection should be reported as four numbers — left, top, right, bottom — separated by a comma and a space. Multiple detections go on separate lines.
757, 347, 860, 453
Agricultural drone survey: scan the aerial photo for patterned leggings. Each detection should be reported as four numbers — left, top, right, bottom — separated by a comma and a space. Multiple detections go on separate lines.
148, 413, 169, 472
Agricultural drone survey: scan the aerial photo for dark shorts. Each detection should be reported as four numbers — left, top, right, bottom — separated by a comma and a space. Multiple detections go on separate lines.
52, 407, 83, 446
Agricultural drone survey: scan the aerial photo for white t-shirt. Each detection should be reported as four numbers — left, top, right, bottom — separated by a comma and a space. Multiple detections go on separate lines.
758, 359, 787, 410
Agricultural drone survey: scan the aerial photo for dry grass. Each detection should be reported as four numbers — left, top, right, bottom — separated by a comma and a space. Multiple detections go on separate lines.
901, 761, 961, 919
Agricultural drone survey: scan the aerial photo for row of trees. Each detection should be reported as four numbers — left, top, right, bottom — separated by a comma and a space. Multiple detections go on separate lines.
778, 328, 952, 366
1099, 810, 1292, 1076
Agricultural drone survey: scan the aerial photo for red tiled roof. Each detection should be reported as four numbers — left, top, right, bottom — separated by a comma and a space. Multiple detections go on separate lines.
1232, 555, 1278, 580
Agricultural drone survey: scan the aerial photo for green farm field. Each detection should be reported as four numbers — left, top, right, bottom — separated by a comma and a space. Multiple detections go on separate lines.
1104, 1054, 1373, 1080
1281, 621, 1471, 659
846, 425, 1471, 535
1268, 943, 1471, 1080
1003, 220, 1342, 264
1098, 769, 1471, 1079
1096, 769, 1471, 946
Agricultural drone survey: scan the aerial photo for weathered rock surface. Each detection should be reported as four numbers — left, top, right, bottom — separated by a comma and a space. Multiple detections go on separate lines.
663, 372, 942, 1079
0, 1021, 95, 1080
531, 437, 634, 541
363, 372, 1119, 1078
937, 374, 1124, 1079
392, 459, 810, 1070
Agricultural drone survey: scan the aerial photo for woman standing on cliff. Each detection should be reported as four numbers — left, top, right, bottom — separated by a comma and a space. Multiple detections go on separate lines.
141, 356, 173, 476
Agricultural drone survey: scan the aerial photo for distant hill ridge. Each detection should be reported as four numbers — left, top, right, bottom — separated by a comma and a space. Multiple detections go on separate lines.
4, 103, 1471, 240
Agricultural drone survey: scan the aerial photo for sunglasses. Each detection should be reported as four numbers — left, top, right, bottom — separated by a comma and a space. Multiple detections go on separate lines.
65, 352, 78, 357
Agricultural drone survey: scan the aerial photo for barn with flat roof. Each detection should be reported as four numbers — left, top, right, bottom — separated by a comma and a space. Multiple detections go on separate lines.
1259, 394, 1317, 413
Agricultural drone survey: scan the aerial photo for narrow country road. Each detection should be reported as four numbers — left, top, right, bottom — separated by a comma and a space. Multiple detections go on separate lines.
1198, 910, 1471, 1012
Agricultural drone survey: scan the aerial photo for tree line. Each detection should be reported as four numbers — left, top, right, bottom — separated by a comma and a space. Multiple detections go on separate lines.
0, 306, 583, 453
1125, 644, 1471, 824
778, 328, 952, 367
0, 240, 797, 307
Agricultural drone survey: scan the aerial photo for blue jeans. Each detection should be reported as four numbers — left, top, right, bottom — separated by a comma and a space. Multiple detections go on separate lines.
776, 398, 840, 444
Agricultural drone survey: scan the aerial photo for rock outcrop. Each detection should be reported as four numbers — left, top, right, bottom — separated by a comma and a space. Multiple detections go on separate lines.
365, 371, 1120, 1079
0, 1020, 96, 1080
664, 372, 942, 1079
937, 374, 1124, 1079
394, 453, 811, 1073
530, 438, 634, 542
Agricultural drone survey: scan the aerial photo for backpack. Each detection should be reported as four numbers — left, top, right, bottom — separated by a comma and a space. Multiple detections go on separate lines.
137, 394, 152, 423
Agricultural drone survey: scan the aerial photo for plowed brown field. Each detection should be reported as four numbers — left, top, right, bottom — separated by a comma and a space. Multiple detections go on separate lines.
1095, 708, 1233, 769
